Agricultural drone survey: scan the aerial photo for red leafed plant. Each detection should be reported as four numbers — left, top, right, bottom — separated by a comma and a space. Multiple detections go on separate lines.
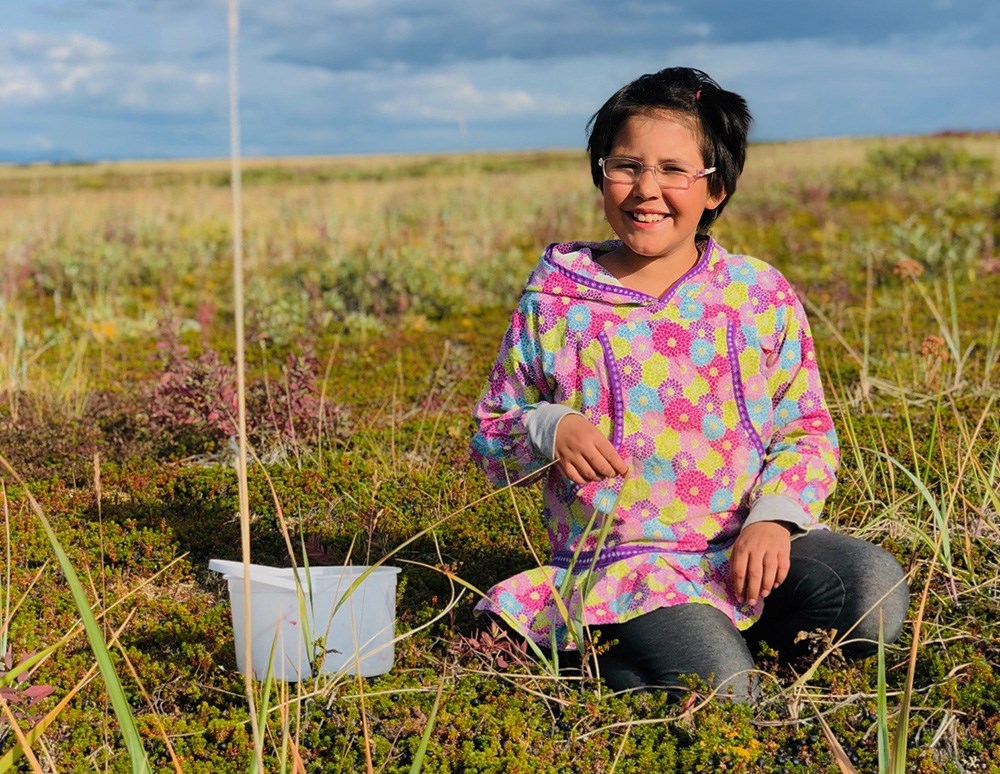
448, 623, 532, 672
0, 647, 56, 741
150, 318, 351, 458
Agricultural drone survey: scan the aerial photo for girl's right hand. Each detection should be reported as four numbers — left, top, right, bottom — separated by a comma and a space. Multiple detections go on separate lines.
553, 414, 629, 484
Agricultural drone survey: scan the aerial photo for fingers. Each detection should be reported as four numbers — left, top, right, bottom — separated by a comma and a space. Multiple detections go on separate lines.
603, 441, 628, 476
774, 551, 791, 589
757, 559, 778, 603
733, 555, 770, 606
595, 436, 630, 477
730, 523, 792, 606
730, 554, 748, 604
554, 416, 628, 483
746, 563, 764, 606
557, 457, 600, 485
557, 443, 625, 484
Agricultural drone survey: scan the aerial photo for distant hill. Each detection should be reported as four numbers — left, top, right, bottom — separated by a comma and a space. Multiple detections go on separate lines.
0, 147, 87, 165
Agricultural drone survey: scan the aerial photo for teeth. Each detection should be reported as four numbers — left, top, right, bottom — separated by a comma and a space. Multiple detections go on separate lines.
632, 212, 667, 222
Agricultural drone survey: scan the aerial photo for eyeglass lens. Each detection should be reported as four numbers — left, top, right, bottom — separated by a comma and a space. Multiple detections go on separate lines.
602, 158, 704, 189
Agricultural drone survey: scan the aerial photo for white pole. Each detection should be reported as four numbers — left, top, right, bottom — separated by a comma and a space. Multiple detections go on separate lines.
227, 0, 264, 768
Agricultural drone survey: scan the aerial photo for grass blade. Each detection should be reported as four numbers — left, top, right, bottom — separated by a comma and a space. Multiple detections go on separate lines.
408, 676, 445, 774
806, 696, 858, 774
862, 447, 952, 578
0, 454, 151, 772
876, 615, 890, 773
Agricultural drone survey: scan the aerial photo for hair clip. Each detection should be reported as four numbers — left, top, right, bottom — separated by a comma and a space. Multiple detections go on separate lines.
694, 89, 702, 101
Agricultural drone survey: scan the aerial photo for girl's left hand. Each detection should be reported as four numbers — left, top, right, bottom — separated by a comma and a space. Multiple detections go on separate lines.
729, 521, 792, 606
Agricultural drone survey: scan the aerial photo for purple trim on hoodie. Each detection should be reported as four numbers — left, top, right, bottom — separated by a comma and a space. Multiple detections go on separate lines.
551, 544, 686, 570
597, 330, 625, 450
542, 238, 717, 305
660, 238, 715, 304
726, 319, 767, 459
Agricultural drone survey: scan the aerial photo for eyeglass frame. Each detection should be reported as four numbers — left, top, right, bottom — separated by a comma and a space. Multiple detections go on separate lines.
598, 156, 717, 190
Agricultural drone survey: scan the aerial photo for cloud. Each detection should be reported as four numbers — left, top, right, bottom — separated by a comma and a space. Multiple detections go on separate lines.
0, 28, 223, 117
12, 29, 112, 61
252, 1, 690, 72
366, 58, 596, 125
3, 1, 997, 161
692, 0, 994, 46
376, 76, 536, 122
0, 75, 46, 102
250, 0, 996, 74
0, 31, 111, 102
653, 33, 1000, 138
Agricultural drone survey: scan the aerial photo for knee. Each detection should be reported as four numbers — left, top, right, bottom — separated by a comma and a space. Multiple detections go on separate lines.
599, 604, 758, 702
841, 546, 909, 655
654, 649, 758, 704
639, 660, 757, 704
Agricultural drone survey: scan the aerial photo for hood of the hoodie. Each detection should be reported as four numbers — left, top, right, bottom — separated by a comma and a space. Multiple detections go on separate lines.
522, 236, 722, 307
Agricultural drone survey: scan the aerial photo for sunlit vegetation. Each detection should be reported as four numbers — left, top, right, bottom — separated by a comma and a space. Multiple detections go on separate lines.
0, 133, 997, 771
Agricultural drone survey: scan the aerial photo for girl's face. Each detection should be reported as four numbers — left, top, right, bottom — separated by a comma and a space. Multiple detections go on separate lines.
602, 112, 725, 267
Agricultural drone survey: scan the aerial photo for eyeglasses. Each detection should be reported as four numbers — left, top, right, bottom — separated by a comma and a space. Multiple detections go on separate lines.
598, 157, 716, 190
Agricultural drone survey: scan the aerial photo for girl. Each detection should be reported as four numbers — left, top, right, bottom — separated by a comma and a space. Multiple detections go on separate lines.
470, 67, 908, 701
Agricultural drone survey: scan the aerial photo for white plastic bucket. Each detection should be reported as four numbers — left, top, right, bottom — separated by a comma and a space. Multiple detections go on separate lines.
208, 560, 401, 682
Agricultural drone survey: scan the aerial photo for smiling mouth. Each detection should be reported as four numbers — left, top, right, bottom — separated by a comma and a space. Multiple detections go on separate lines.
630, 212, 669, 223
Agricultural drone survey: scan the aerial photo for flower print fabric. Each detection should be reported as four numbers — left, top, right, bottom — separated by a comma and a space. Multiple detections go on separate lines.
470, 237, 839, 647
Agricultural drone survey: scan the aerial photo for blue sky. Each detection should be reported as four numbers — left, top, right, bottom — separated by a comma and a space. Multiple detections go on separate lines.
2, 0, 998, 162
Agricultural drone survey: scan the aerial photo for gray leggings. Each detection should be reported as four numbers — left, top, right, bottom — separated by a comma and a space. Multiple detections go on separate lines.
589, 530, 909, 701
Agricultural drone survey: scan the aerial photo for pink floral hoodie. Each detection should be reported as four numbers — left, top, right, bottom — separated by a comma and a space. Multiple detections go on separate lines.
470, 237, 839, 647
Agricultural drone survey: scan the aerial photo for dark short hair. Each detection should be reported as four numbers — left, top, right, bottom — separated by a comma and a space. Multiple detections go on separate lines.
586, 67, 752, 232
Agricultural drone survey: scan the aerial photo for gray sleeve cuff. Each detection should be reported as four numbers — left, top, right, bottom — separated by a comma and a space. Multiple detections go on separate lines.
523, 403, 583, 460
745, 494, 815, 535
